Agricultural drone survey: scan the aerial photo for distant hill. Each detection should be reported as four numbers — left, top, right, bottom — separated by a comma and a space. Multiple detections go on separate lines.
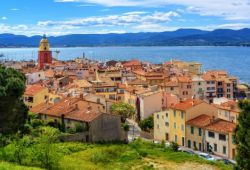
0, 28, 250, 47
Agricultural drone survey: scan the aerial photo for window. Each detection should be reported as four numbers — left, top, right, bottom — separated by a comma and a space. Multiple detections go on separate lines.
218, 82, 223, 86
227, 94, 231, 98
193, 141, 196, 148
182, 137, 185, 146
157, 124, 159, 129
175, 135, 178, 142
181, 112, 184, 119
174, 122, 176, 129
174, 110, 176, 117
198, 82, 201, 85
227, 83, 231, 87
214, 143, 217, 152
208, 131, 215, 138
224, 111, 229, 117
188, 140, 191, 148
166, 113, 168, 117
162, 115, 164, 119
223, 146, 227, 154
232, 135, 236, 144
181, 124, 184, 131
165, 122, 169, 127
219, 134, 226, 141
191, 126, 194, 134
157, 114, 159, 119
170, 87, 174, 91
199, 128, 202, 136
199, 143, 202, 151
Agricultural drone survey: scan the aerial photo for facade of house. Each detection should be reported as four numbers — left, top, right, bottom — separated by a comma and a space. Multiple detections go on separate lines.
205, 119, 236, 159
186, 114, 212, 151
24, 84, 49, 109
167, 99, 217, 146
154, 110, 170, 141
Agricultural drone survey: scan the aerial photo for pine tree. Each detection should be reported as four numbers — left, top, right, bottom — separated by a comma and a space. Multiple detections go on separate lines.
235, 99, 250, 170
0, 66, 28, 134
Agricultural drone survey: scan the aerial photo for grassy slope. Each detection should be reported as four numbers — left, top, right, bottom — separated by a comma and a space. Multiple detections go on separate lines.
0, 140, 233, 170
59, 140, 233, 170
0, 162, 43, 170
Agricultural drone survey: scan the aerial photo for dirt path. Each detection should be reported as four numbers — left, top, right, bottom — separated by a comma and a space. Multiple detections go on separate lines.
132, 158, 219, 170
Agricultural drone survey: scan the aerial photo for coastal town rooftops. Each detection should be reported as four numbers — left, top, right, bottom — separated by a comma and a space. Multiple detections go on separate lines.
176, 76, 192, 83
30, 97, 105, 122
170, 99, 203, 111
25, 84, 47, 96
122, 60, 141, 67
205, 119, 236, 134
186, 114, 212, 128
214, 100, 240, 113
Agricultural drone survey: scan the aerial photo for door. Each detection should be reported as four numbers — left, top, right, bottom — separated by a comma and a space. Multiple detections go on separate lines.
165, 133, 169, 141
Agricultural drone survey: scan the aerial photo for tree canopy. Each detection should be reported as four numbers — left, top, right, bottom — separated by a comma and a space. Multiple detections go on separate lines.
138, 116, 154, 132
235, 99, 250, 170
110, 102, 135, 122
0, 66, 28, 134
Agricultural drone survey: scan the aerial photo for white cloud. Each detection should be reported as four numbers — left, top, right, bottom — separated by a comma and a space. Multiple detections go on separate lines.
37, 11, 179, 27
10, 8, 19, 11
1, 16, 7, 20
55, 0, 250, 20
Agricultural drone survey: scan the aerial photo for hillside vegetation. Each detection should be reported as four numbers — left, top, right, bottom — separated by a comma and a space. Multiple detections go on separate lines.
0, 140, 233, 170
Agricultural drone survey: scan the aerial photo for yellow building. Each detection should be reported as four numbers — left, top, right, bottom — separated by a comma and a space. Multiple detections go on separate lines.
154, 110, 170, 141
186, 114, 212, 151
24, 84, 49, 109
168, 99, 217, 146
172, 60, 202, 75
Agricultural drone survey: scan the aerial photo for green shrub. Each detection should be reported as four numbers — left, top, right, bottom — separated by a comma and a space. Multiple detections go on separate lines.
75, 123, 85, 133
169, 142, 179, 151
122, 123, 130, 131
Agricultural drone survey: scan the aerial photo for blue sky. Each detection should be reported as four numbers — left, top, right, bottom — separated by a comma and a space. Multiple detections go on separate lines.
1, 0, 250, 36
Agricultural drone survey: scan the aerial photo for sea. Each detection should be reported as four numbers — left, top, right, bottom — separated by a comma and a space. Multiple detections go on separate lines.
0, 46, 249, 84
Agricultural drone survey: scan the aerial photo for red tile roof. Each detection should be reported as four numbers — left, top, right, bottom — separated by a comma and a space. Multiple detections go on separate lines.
186, 114, 212, 128
25, 84, 47, 96
30, 97, 104, 122
171, 99, 203, 111
177, 76, 191, 83
123, 60, 141, 67
205, 119, 236, 134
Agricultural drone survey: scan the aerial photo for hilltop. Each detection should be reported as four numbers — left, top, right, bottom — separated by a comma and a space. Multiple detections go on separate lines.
0, 28, 250, 47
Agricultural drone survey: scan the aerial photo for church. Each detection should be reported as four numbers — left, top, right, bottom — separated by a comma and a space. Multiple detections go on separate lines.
38, 34, 52, 69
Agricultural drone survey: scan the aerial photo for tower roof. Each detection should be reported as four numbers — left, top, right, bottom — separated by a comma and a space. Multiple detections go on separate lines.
39, 34, 50, 51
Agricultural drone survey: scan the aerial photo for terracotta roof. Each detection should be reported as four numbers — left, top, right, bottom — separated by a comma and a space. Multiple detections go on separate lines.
186, 114, 212, 128
177, 76, 191, 83
171, 99, 203, 111
25, 84, 47, 96
31, 97, 104, 122
205, 119, 236, 134
161, 81, 179, 87
64, 110, 103, 122
44, 69, 55, 78
123, 60, 141, 67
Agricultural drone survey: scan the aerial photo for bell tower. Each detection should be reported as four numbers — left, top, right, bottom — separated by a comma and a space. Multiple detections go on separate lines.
38, 34, 52, 69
